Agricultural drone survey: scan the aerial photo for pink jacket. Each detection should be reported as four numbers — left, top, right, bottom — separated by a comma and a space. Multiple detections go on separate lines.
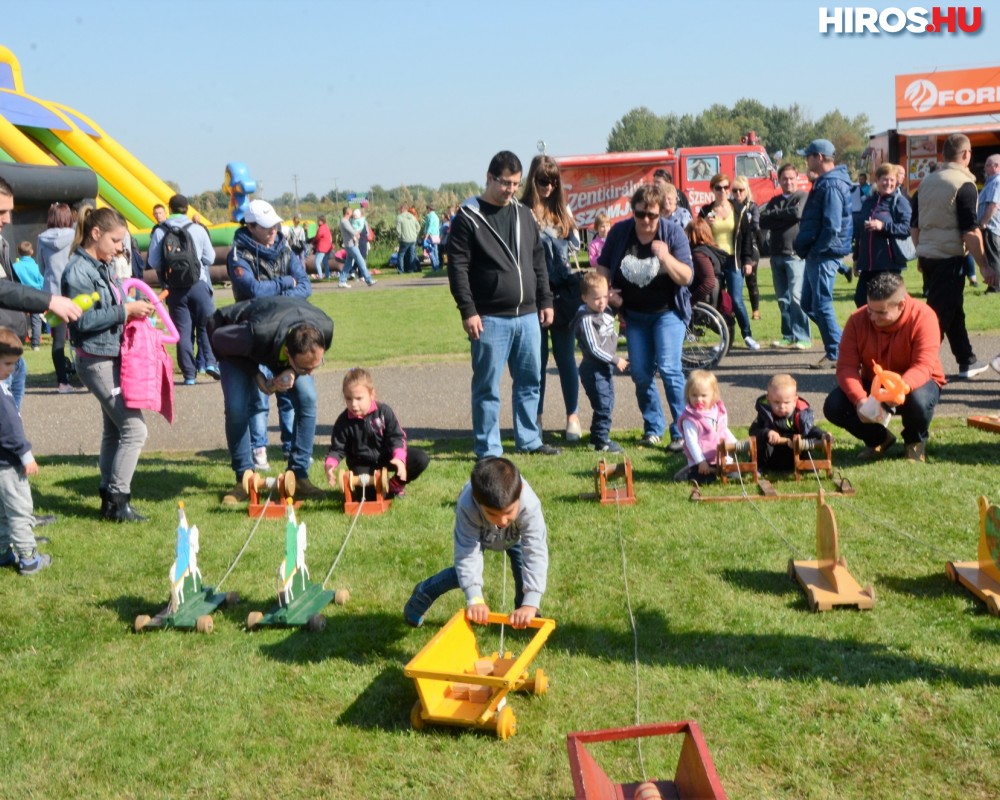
678, 400, 735, 466
120, 319, 175, 423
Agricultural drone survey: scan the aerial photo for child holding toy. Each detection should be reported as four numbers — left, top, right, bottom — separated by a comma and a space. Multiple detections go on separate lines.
749, 374, 829, 472
324, 367, 428, 498
573, 271, 628, 453
404, 457, 547, 630
673, 369, 737, 484
0, 327, 51, 575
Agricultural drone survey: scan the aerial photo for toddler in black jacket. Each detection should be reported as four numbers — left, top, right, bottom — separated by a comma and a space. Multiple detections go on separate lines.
324, 368, 428, 498
749, 373, 829, 472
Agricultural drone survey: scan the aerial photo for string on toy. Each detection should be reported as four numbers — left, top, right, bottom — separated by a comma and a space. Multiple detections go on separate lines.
216, 494, 272, 591
611, 485, 648, 781
731, 442, 807, 559
322, 478, 366, 588
498, 551, 508, 657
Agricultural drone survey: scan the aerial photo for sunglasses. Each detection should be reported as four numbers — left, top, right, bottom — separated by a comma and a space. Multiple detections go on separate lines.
713, 184, 730, 191
535, 178, 558, 188
732, 187, 746, 193
633, 210, 658, 221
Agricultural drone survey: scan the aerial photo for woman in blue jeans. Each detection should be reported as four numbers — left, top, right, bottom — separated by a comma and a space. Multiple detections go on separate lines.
521, 156, 583, 441
597, 184, 694, 451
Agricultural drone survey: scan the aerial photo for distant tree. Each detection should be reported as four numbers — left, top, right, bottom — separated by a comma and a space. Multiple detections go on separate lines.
607, 106, 668, 152
805, 110, 873, 173
302, 192, 318, 204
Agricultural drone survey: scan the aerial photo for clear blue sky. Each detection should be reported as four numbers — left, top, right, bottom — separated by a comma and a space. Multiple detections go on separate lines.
4, 0, 993, 198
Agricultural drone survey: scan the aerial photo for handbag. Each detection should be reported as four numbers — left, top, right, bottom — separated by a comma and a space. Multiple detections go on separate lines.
890, 235, 916, 265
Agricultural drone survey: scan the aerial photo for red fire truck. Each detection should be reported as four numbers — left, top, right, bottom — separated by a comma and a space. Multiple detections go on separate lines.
555, 135, 780, 230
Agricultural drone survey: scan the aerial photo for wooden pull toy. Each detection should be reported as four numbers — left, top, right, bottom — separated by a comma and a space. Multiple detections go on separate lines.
340, 468, 392, 515
790, 434, 834, 481
582, 458, 636, 506
242, 468, 300, 519
946, 496, 1000, 615
717, 437, 757, 485
788, 491, 875, 612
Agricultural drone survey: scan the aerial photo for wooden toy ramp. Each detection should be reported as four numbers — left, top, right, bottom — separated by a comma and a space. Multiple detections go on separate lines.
967, 415, 1000, 435
946, 496, 1000, 615
789, 492, 875, 612
566, 721, 728, 799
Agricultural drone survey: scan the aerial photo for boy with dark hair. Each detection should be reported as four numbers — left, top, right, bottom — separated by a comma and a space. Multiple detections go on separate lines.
404, 457, 548, 629
0, 327, 51, 574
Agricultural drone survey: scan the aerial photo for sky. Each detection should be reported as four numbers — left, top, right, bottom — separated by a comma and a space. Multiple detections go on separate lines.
4, 0, 995, 199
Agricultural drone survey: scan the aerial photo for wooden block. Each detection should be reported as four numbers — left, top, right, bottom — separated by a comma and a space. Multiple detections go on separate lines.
473, 658, 494, 676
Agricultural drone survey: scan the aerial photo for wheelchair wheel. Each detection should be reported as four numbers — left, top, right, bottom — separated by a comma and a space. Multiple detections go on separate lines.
682, 302, 730, 372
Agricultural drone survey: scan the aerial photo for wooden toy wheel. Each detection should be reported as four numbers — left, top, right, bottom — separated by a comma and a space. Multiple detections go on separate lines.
531, 668, 548, 696
987, 594, 1000, 617
380, 469, 390, 496
307, 613, 326, 632
334, 589, 350, 606
195, 615, 214, 634
945, 561, 958, 582
410, 700, 425, 730
282, 471, 296, 499
838, 556, 848, 569
495, 706, 516, 740
787, 559, 796, 580
246, 611, 263, 630
224, 592, 240, 607
865, 585, 877, 604
133, 614, 151, 633
241, 469, 255, 496
807, 588, 820, 613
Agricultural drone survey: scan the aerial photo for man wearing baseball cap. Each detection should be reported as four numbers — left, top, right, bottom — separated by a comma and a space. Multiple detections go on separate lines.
793, 139, 854, 369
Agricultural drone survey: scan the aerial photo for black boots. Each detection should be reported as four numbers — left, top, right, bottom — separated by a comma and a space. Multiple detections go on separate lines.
102, 491, 147, 523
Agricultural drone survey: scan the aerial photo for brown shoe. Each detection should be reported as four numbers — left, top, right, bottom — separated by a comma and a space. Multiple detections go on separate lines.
294, 477, 327, 500
222, 483, 249, 506
905, 441, 926, 463
859, 431, 896, 461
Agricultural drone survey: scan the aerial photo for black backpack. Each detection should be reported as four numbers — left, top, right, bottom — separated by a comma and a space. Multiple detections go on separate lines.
157, 221, 202, 288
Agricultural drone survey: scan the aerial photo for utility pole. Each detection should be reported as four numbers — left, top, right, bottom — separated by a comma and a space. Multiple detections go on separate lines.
292, 174, 300, 215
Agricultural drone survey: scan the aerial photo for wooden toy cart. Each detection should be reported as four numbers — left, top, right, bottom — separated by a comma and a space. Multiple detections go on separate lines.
135, 503, 237, 634
582, 458, 636, 506
243, 468, 300, 519
340, 468, 392, 515
566, 721, 728, 799
946, 496, 1000, 615
788, 491, 875, 612
404, 610, 556, 740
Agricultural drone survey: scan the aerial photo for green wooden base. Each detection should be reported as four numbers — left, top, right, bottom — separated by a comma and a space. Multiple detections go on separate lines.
247, 581, 348, 632
134, 579, 233, 634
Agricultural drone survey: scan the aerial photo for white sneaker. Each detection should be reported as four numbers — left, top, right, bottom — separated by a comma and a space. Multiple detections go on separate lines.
252, 447, 270, 471
744, 336, 761, 351
991, 353, 1000, 376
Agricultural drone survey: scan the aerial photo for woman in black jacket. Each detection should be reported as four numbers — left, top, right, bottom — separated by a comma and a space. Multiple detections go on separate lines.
851, 163, 912, 307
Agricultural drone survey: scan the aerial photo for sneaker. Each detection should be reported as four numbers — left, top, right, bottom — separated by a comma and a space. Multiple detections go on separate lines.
205, 365, 221, 381
809, 355, 837, 370
792, 340, 813, 351
338, 282, 352, 289
955, 361, 989, 379
593, 440, 625, 453
404, 585, 432, 628
222, 483, 249, 506
515, 443, 562, 456
986, 286, 1000, 294
843, 270, 854, 283
0, 546, 17, 567
905, 441, 927, 463
183, 378, 197, 386
57, 384, 76, 394
252, 447, 270, 471
743, 336, 761, 351
990, 353, 1000, 375
566, 417, 582, 442
17, 549, 52, 575
751, 310, 761, 320
638, 433, 662, 447
667, 437, 685, 453
770, 338, 795, 348
859, 431, 896, 462
366, 279, 378, 287
294, 477, 327, 500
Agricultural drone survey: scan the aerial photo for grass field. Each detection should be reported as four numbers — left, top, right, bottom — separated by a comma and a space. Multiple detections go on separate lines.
4, 266, 1000, 799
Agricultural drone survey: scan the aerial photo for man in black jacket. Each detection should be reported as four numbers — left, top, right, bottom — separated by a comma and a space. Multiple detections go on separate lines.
447, 150, 557, 459
760, 164, 811, 349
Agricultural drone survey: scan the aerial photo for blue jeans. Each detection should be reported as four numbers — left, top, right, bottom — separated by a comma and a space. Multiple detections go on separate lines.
824, 381, 940, 446
221, 360, 317, 480
579, 360, 615, 445
801, 257, 843, 359
414, 544, 525, 613
722, 257, 752, 338
398, 241, 417, 273
427, 242, 440, 270
2, 357, 25, 412
622, 308, 686, 441
167, 281, 217, 381
340, 245, 373, 286
470, 314, 543, 458
314, 251, 328, 279
538, 325, 579, 419
770, 254, 811, 343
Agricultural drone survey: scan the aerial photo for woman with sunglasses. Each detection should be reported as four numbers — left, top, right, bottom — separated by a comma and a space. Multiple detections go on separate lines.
851, 163, 912, 308
522, 155, 583, 442
699, 173, 759, 349
597, 184, 693, 452
731, 176, 763, 321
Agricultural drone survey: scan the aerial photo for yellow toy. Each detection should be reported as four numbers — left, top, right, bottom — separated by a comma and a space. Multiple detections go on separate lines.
404, 610, 555, 740
788, 491, 875, 612
946, 496, 1000, 615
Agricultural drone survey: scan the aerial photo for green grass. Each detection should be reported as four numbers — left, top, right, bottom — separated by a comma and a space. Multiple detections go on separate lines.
6, 265, 1000, 798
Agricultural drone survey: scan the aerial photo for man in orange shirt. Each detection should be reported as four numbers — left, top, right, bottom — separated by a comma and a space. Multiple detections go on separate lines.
822, 271, 945, 463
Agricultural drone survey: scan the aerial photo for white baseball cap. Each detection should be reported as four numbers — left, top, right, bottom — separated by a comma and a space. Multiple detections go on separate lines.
244, 199, 282, 228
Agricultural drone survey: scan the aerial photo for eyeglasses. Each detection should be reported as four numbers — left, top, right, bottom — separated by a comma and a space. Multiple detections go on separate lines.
290, 354, 325, 375
713, 185, 730, 191
492, 176, 521, 190
732, 187, 746, 193
535, 178, 557, 188
633, 210, 659, 221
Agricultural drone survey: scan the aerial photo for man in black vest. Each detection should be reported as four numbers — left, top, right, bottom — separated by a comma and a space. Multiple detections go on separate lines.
210, 296, 333, 505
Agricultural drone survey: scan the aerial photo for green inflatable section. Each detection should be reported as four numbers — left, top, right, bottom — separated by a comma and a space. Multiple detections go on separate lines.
132, 223, 237, 251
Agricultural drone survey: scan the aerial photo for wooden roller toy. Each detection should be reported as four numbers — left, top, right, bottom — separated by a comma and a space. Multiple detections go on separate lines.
717, 437, 757, 485
340, 468, 392, 515
582, 458, 636, 506
242, 468, 301, 519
